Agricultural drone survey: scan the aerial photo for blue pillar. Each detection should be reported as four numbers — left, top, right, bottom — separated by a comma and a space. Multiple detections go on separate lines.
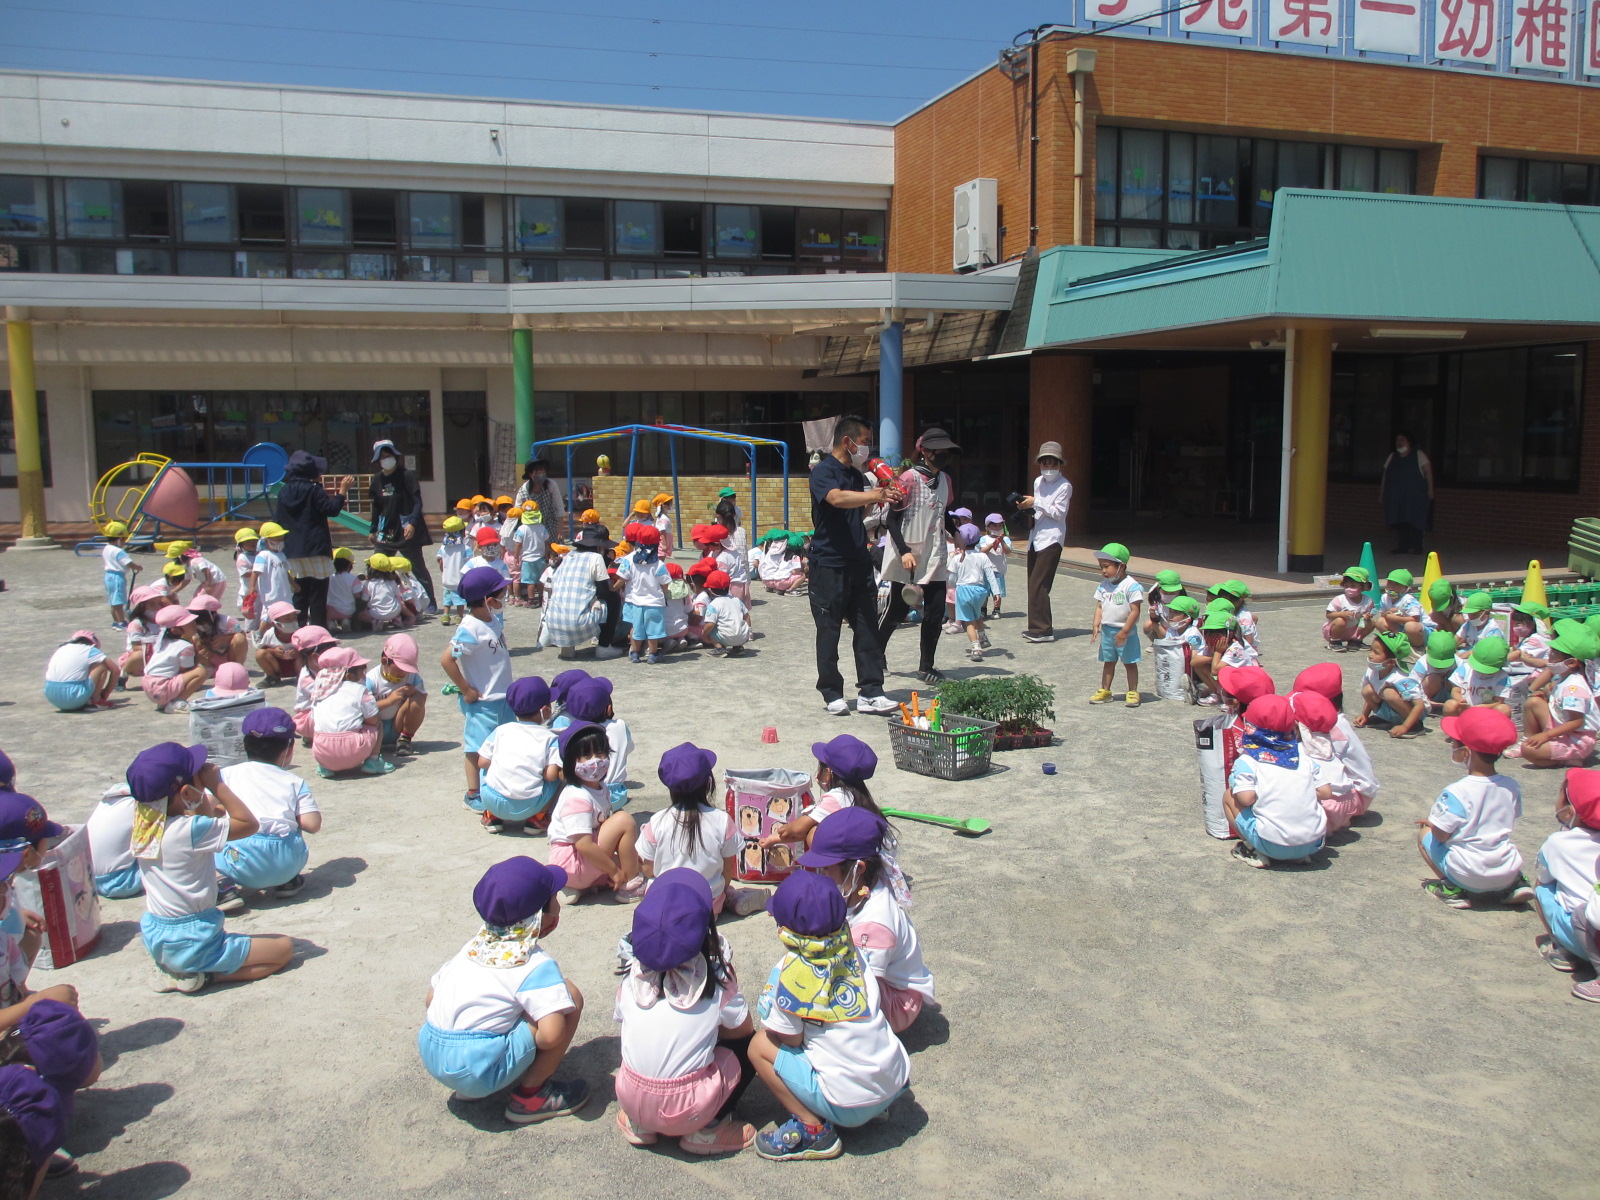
878, 320, 904, 465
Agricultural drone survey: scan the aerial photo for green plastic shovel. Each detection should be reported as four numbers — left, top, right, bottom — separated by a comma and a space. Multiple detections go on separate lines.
881, 807, 991, 835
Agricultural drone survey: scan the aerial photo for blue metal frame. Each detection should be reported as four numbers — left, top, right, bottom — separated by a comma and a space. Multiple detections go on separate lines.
529, 423, 793, 542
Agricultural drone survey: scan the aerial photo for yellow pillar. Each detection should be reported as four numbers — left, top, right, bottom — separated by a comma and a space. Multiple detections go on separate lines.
4, 307, 53, 548
1285, 326, 1332, 573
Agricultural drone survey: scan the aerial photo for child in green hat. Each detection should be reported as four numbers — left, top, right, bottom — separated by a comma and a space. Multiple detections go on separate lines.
1511, 625, 1600, 767
1422, 579, 1464, 638
1506, 602, 1551, 675
1355, 631, 1427, 737
1191, 599, 1237, 705
1417, 630, 1462, 716
1374, 568, 1425, 648
1443, 635, 1514, 718
1324, 567, 1374, 651
1456, 590, 1507, 653
1142, 569, 1189, 642
1090, 543, 1144, 708
1208, 579, 1259, 656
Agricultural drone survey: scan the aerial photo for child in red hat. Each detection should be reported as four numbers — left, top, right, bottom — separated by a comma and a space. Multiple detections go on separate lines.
696, 571, 749, 655
1418, 707, 1534, 908
1293, 662, 1380, 833
1533, 770, 1600, 991
1224, 693, 1330, 867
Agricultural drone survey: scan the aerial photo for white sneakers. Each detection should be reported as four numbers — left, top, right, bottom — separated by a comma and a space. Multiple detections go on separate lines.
856, 695, 898, 714
595, 646, 626, 660
825, 698, 850, 715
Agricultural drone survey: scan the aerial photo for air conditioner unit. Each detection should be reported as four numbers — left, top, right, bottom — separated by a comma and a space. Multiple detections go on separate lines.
952, 178, 998, 272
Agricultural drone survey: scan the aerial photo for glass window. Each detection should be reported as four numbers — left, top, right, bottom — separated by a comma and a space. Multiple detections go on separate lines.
1525, 346, 1583, 483
1119, 129, 1164, 222
661, 202, 702, 257
1117, 227, 1161, 248
60, 179, 122, 240
1378, 148, 1414, 194
1525, 160, 1560, 204
0, 177, 48, 238
1196, 136, 1242, 227
238, 186, 286, 244
511, 257, 557, 282
0, 244, 50, 271
180, 183, 235, 243
1167, 133, 1195, 224
407, 192, 460, 250
400, 255, 453, 282
1480, 157, 1518, 200
1165, 229, 1199, 249
610, 263, 657, 279
565, 199, 605, 252
760, 206, 795, 259
452, 256, 503, 283
515, 197, 563, 252
178, 249, 234, 276
1559, 163, 1592, 205
294, 187, 350, 246
1096, 129, 1119, 221
348, 253, 396, 281
350, 191, 397, 247
842, 210, 885, 262
237, 250, 287, 278
467, 196, 502, 250
559, 260, 605, 281
1337, 145, 1377, 193
123, 182, 170, 242
713, 205, 758, 258
57, 246, 169, 274
1446, 349, 1526, 485
614, 200, 661, 255
293, 252, 346, 279
796, 208, 842, 262
0, 390, 50, 488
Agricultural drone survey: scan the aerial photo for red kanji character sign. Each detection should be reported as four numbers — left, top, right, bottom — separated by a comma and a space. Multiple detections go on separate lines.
1185, 0, 1254, 34
1436, 0, 1497, 60
1274, 0, 1338, 43
1511, 0, 1572, 67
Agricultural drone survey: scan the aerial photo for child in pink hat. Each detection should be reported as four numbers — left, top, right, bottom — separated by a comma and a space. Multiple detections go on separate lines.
141, 606, 211, 714
366, 632, 428, 756
202, 662, 253, 700
118, 584, 168, 689
310, 648, 392, 776
287, 625, 337, 743
253, 601, 301, 687
186, 593, 248, 668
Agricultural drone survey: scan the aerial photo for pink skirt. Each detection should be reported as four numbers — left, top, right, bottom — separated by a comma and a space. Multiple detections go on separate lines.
614, 1047, 739, 1137
1320, 789, 1373, 834
313, 727, 378, 771
141, 673, 187, 707
549, 840, 605, 890
1545, 733, 1597, 764
764, 576, 802, 593
292, 709, 314, 739
878, 982, 925, 1034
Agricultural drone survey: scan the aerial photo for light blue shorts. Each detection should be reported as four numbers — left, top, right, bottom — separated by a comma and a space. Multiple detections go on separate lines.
520, 558, 545, 585
623, 603, 667, 641
1098, 624, 1142, 664
417, 1021, 537, 1098
1233, 806, 1324, 862
1536, 882, 1590, 959
442, 589, 465, 608
459, 697, 513, 755
43, 679, 93, 712
994, 575, 1007, 598
94, 864, 144, 900
104, 570, 128, 607
1420, 831, 1470, 889
608, 781, 629, 809
477, 777, 560, 823
140, 908, 251, 976
954, 584, 990, 624
216, 831, 308, 890
772, 1043, 903, 1128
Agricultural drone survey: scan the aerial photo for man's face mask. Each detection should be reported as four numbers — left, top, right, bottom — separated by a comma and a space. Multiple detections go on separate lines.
380, 455, 398, 472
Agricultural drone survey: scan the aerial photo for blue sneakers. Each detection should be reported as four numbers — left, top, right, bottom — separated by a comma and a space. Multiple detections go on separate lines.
755, 1117, 842, 1161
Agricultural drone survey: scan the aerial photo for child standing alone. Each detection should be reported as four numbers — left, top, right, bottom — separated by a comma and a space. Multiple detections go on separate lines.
441, 567, 514, 808
99, 522, 139, 629
950, 523, 1001, 663
1090, 543, 1143, 707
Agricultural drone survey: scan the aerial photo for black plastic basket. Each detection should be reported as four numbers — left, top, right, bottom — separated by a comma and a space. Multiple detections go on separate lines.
887, 713, 998, 780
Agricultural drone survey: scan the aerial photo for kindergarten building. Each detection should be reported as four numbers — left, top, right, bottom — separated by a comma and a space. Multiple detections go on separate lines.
7, 0, 1600, 568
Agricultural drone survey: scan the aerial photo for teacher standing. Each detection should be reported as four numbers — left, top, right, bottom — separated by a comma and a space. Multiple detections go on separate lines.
1020, 440, 1072, 644
274, 449, 354, 630
369, 438, 436, 610
876, 427, 960, 685
1380, 431, 1433, 556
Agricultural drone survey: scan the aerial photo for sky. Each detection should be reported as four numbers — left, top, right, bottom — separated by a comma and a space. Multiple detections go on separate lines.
0, 0, 1063, 123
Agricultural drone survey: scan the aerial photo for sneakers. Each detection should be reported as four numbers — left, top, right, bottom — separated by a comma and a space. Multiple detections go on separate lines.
967, 647, 983, 663
681, 1115, 756, 1156
613, 875, 647, 903
1231, 842, 1270, 868
215, 878, 246, 912
1503, 874, 1535, 905
917, 667, 945, 683
162, 700, 190, 715
755, 1116, 842, 1161
825, 698, 850, 716
394, 736, 415, 756
1422, 878, 1473, 908
463, 791, 481, 811
941, 620, 961, 635
645, 653, 660, 665
978, 632, 991, 649
150, 964, 208, 994
481, 811, 506, 834
1571, 978, 1600, 1003
1022, 631, 1053, 643
1090, 688, 1113, 704
504, 1078, 590, 1125
615, 1108, 658, 1146
439, 614, 453, 626
856, 695, 898, 715
1536, 934, 1579, 972
360, 755, 396, 775
728, 886, 770, 917
1125, 690, 1140, 708
628, 651, 642, 664
274, 874, 306, 898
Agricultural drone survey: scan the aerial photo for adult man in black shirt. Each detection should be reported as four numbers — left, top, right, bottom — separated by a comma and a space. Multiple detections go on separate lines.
809, 415, 898, 715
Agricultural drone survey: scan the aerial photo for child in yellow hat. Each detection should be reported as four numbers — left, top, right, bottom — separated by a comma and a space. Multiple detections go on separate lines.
436, 516, 470, 626
100, 520, 140, 628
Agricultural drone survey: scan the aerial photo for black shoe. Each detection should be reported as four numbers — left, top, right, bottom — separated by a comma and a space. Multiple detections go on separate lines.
274, 874, 305, 898
916, 667, 944, 684
216, 878, 246, 913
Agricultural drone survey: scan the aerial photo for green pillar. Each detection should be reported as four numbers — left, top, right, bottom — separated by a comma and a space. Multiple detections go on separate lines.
512, 327, 534, 460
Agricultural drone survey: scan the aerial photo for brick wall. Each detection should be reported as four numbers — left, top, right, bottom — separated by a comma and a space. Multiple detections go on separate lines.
589, 475, 811, 539
890, 32, 1600, 273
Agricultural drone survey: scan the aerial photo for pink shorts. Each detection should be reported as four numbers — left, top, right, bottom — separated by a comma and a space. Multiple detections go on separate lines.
764, 576, 802, 593
1322, 618, 1361, 642
200, 581, 227, 601
1546, 733, 1597, 764
877, 982, 926, 1034
614, 1046, 739, 1137
549, 840, 606, 890
1320, 789, 1374, 834
141, 673, 187, 707
313, 727, 379, 771
292, 709, 314, 739
327, 607, 353, 622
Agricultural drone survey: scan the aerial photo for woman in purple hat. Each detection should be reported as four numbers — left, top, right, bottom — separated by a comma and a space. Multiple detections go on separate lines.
748, 871, 910, 1161
613, 869, 757, 1154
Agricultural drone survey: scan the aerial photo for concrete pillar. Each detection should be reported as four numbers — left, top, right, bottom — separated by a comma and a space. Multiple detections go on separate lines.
1280, 326, 1333, 574
512, 326, 534, 461
878, 321, 903, 464
4, 307, 54, 550
1029, 353, 1093, 538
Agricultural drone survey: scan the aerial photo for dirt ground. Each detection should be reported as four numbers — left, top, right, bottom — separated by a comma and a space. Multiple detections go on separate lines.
1, 547, 1594, 1200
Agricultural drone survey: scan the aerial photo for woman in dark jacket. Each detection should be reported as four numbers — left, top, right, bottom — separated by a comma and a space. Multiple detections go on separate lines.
370, 438, 436, 609
275, 449, 355, 629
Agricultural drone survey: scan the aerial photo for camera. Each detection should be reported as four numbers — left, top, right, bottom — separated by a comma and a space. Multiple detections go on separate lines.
1005, 491, 1026, 508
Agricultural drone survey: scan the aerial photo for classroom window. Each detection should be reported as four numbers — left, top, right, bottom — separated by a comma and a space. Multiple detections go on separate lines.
0, 391, 51, 488
180, 183, 236, 243
0, 177, 49, 237
59, 179, 122, 240
613, 201, 660, 255
350, 191, 398, 247
713, 205, 758, 259
513, 197, 564, 252
406, 192, 460, 250
1478, 155, 1600, 205
294, 188, 350, 246
238, 186, 287, 244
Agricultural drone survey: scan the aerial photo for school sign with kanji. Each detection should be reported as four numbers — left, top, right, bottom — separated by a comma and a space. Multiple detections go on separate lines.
1068, 0, 1599, 81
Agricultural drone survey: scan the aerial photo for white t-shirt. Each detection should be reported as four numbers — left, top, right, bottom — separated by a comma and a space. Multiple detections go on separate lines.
190, 556, 227, 591
705, 596, 749, 644
45, 642, 105, 683
1094, 574, 1145, 630
1458, 615, 1507, 651
327, 571, 364, 615
1536, 825, 1600, 919
425, 945, 574, 1035
138, 813, 231, 918
1447, 662, 1513, 707
101, 543, 132, 575
467, 554, 512, 581
617, 555, 668, 608
615, 973, 748, 1080
758, 964, 910, 1109
851, 883, 934, 998
1378, 591, 1423, 620
436, 539, 469, 591
234, 549, 254, 606
252, 549, 293, 608
450, 614, 511, 701
760, 543, 800, 583
1427, 774, 1524, 890
547, 783, 611, 845
979, 533, 1011, 577
219, 760, 319, 837
124, 617, 158, 654
715, 547, 749, 587
86, 785, 137, 877
639, 806, 739, 898
806, 786, 859, 824
1329, 714, 1379, 798
1550, 671, 1600, 735
313, 679, 378, 734
1326, 592, 1373, 618
480, 722, 558, 800
515, 523, 549, 560
663, 594, 689, 638
1229, 753, 1328, 847
144, 636, 195, 680
1028, 474, 1072, 551
603, 717, 633, 786
951, 550, 1000, 591
363, 578, 401, 620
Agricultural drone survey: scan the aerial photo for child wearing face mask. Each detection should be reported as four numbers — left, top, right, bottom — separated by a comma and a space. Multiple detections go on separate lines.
763, 735, 884, 851
1323, 567, 1374, 651
547, 722, 643, 903
1374, 568, 1426, 648
615, 527, 670, 664
248, 522, 294, 629
436, 517, 470, 627
1354, 632, 1428, 737
441, 567, 514, 808
1455, 590, 1507, 653
1418, 707, 1533, 909
1422, 579, 1464, 639
362, 555, 404, 632
469, 527, 511, 581
1510, 625, 1600, 767
1530, 769, 1600, 985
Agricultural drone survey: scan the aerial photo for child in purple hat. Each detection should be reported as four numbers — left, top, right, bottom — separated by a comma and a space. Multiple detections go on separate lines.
613, 868, 756, 1154
765, 734, 884, 850
638, 743, 763, 917
418, 856, 590, 1125
0, 795, 80, 1032
564, 678, 634, 809
441, 566, 514, 809
0, 1063, 65, 1195
473, 677, 560, 834
127, 742, 293, 993
748, 870, 910, 1160
547, 668, 590, 734
545, 724, 643, 902
799, 808, 932, 1034
215, 708, 322, 902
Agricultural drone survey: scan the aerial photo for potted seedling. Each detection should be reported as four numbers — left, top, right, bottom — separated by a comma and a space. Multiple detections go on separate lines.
935, 674, 1056, 750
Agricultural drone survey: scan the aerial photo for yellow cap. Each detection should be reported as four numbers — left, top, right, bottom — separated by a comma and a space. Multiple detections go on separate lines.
631, 498, 651, 514
596, 454, 611, 470
332, 547, 354, 562
442, 516, 466, 532
455, 498, 474, 511
507, 506, 523, 518
549, 543, 570, 556
614, 541, 632, 557
367, 553, 390, 572
102, 521, 128, 538
579, 509, 600, 525
389, 555, 412, 572
234, 527, 258, 544
165, 540, 193, 559
258, 521, 288, 540
163, 562, 187, 578
495, 495, 514, 507
472, 495, 490, 507
652, 493, 673, 507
